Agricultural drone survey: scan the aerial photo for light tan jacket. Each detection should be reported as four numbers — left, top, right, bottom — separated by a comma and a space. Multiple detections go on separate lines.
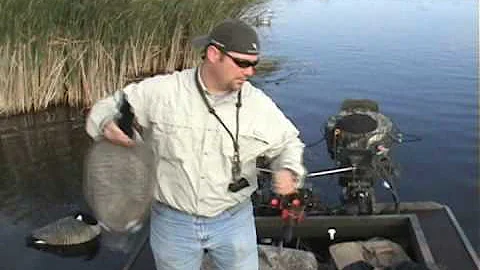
86, 68, 305, 217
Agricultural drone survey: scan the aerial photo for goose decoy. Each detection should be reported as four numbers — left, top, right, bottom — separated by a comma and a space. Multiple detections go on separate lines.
83, 98, 153, 233
26, 212, 101, 247
83, 136, 152, 233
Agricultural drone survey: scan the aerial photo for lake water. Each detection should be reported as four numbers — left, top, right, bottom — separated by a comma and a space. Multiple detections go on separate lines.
255, 0, 478, 249
0, 0, 477, 268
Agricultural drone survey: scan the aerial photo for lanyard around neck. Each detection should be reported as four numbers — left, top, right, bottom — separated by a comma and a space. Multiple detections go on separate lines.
195, 68, 243, 178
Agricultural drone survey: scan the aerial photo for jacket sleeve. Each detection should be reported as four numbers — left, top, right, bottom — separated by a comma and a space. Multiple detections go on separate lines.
85, 81, 151, 140
259, 97, 307, 188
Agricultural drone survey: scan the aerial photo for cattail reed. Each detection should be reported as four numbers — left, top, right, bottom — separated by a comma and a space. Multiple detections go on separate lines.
0, 0, 261, 115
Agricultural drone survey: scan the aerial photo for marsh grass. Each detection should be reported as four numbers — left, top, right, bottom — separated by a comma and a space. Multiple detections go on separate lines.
0, 0, 262, 115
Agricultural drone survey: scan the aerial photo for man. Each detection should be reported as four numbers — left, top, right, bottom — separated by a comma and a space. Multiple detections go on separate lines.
86, 19, 305, 270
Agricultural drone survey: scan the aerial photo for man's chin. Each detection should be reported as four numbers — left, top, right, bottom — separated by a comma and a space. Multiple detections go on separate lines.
232, 80, 246, 90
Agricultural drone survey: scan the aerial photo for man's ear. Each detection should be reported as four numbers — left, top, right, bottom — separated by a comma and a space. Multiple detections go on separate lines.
205, 45, 222, 63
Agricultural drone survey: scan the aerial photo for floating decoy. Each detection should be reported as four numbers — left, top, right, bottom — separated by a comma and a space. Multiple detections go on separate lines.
26, 212, 101, 247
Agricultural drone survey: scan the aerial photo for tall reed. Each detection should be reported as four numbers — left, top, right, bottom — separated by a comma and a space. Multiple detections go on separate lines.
0, 0, 262, 115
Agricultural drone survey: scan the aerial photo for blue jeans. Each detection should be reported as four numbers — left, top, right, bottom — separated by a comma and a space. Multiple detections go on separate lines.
150, 200, 258, 270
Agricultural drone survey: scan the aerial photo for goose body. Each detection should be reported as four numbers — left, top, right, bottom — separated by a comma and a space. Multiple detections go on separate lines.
83, 137, 153, 233
28, 213, 101, 246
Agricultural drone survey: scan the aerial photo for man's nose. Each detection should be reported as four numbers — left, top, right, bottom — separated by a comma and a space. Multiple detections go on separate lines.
243, 66, 256, 77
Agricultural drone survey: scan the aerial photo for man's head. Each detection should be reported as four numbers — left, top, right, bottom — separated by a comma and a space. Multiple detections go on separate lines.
193, 19, 260, 92
192, 19, 260, 56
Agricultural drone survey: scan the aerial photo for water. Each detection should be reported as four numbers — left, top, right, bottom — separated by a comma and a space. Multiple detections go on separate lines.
0, 108, 150, 269
0, 0, 477, 268
254, 0, 478, 247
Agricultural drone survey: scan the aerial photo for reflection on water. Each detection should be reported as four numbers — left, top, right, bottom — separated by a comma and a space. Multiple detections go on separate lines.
0, 107, 89, 226
25, 236, 100, 260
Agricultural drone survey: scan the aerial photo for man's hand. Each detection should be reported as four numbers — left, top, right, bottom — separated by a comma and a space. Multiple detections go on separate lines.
103, 120, 135, 147
273, 169, 297, 195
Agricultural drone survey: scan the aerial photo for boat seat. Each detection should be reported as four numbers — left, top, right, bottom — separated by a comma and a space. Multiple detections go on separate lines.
329, 238, 411, 270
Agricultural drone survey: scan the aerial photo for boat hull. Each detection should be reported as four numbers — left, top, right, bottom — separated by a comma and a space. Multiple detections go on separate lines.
125, 201, 479, 270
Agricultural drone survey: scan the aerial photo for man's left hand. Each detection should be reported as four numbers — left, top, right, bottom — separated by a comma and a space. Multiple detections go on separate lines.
273, 169, 297, 195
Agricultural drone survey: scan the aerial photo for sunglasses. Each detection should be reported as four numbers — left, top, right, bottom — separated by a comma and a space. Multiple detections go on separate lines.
212, 45, 259, 69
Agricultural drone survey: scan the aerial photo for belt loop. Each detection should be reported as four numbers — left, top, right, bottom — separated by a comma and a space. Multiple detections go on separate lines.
226, 199, 251, 216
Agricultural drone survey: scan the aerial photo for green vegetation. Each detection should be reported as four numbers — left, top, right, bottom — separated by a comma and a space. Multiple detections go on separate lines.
0, 0, 261, 115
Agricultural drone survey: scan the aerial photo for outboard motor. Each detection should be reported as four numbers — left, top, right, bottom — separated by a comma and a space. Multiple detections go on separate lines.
325, 99, 397, 215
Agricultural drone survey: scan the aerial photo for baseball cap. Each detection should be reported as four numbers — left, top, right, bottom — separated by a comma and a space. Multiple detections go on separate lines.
192, 19, 260, 55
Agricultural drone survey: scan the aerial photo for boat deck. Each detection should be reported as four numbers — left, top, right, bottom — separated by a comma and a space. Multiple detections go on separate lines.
125, 202, 479, 270
16, 202, 477, 269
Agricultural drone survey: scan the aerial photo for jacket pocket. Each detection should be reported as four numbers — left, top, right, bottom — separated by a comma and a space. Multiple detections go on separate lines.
151, 119, 193, 161
222, 129, 270, 163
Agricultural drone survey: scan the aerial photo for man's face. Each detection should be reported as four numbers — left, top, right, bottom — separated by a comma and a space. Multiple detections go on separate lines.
214, 47, 259, 91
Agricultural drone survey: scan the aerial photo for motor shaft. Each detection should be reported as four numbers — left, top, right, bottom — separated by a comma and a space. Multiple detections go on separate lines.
306, 166, 355, 178
257, 166, 356, 178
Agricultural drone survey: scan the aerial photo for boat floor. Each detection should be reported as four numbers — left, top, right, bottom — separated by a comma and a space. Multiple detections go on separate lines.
126, 201, 479, 270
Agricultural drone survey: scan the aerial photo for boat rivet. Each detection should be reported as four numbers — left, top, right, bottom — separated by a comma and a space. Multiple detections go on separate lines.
327, 228, 336, 240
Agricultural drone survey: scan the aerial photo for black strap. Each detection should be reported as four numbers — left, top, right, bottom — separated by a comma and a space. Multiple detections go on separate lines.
194, 68, 243, 179
117, 93, 134, 139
